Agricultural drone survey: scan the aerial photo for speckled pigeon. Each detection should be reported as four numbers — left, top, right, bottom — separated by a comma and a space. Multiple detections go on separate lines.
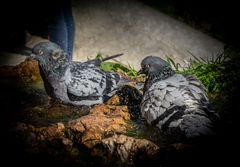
30, 41, 128, 106
138, 56, 219, 140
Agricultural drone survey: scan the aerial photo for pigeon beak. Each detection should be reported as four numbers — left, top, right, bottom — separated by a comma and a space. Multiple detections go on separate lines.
30, 53, 37, 60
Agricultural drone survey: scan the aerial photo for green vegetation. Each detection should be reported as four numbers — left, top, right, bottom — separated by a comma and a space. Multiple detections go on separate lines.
96, 53, 138, 77
167, 46, 240, 93
96, 46, 240, 94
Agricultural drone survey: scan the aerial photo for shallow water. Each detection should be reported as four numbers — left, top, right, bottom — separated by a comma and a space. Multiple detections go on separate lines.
1, 65, 236, 167
1, 75, 172, 148
1, 79, 91, 127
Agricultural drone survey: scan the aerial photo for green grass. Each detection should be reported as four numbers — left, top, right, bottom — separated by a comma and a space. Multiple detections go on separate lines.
167, 46, 240, 93
96, 53, 138, 77
96, 46, 240, 94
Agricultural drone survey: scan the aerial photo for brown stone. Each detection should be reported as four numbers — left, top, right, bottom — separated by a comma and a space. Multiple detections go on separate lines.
0, 58, 41, 82
98, 134, 160, 166
32, 123, 65, 141
64, 104, 131, 149
105, 95, 121, 105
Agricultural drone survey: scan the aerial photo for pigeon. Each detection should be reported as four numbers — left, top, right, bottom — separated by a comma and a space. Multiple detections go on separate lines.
30, 41, 128, 106
138, 56, 219, 140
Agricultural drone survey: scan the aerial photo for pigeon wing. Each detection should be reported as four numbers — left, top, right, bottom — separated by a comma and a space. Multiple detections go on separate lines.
141, 74, 189, 130
65, 65, 122, 102
66, 67, 107, 98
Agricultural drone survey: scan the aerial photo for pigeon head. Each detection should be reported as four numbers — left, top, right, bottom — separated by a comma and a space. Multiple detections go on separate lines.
30, 42, 69, 73
138, 56, 175, 79
31, 41, 69, 66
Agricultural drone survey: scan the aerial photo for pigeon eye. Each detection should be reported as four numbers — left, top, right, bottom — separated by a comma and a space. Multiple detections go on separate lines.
38, 50, 44, 55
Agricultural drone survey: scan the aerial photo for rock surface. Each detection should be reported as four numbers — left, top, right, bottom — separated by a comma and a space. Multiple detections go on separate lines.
101, 134, 160, 166
0, 51, 231, 167
2, 58, 163, 166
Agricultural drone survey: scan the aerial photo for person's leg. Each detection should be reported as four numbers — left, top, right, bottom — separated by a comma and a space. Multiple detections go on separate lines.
47, 0, 75, 60
48, 9, 69, 57
63, 0, 75, 59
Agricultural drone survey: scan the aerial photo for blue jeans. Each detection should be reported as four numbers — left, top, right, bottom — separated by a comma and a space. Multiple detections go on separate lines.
48, 0, 75, 60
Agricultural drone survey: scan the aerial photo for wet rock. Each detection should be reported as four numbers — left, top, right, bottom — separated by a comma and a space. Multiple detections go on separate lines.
13, 122, 65, 144
10, 122, 82, 166
10, 104, 135, 166
105, 95, 121, 105
33, 123, 65, 141
11, 121, 200, 167
66, 104, 131, 149
11, 122, 68, 158
2, 56, 221, 167
98, 134, 160, 167
1, 60, 157, 166
0, 58, 41, 82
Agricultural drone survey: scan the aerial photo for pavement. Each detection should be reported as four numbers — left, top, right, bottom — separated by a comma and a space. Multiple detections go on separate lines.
72, 0, 224, 70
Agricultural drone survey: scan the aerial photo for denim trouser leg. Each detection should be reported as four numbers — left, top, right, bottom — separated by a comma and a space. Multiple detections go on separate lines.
48, 0, 75, 60
63, 0, 75, 59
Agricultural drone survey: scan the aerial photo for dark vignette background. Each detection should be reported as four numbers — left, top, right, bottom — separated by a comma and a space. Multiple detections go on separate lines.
0, 0, 239, 166
1, 0, 240, 51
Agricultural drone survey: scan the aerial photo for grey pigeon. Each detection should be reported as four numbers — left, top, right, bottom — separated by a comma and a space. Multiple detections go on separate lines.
138, 56, 219, 140
30, 41, 128, 106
